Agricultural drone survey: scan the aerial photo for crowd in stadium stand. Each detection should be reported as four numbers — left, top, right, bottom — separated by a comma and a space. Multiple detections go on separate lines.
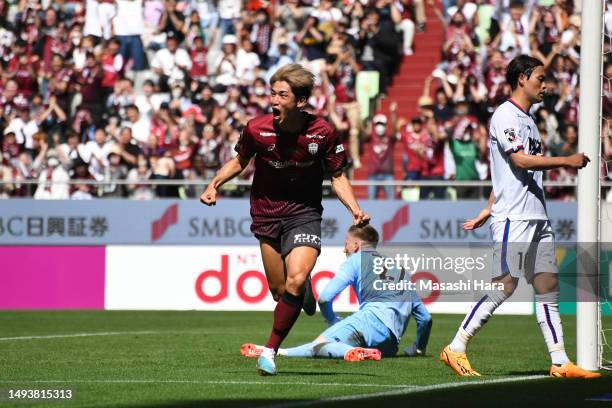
0, 0, 607, 200
368, 0, 606, 201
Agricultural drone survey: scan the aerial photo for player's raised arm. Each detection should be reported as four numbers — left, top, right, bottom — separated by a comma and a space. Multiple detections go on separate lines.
331, 171, 370, 226
200, 155, 250, 206
508, 150, 590, 171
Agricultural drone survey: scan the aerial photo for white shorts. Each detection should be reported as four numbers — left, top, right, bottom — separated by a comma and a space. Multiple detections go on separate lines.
490, 219, 558, 282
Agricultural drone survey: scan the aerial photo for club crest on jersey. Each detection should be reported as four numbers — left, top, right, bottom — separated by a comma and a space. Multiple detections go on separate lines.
308, 143, 318, 155
504, 128, 518, 142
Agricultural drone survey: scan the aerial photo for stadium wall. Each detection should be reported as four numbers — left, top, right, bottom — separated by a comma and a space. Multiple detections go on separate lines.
0, 199, 584, 314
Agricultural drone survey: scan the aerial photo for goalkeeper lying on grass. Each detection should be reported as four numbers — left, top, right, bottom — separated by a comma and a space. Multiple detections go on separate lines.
241, 224, 432, 362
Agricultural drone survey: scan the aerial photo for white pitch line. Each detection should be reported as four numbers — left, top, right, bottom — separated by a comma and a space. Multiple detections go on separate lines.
0, 379, 413, 389
261, 374, 549, 408
0, 331, 158, 341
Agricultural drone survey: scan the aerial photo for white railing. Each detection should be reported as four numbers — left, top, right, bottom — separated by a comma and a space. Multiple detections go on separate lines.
0, 179, 598, 187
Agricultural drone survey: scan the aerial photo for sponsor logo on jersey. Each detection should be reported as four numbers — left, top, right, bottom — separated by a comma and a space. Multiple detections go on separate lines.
528, 136, 542, 155
504, 128, 518, 143
335, 144, 345, 153
293, 233, 321, 246
306, 133, 325, 139
267, 160, 315, 169
308, 143, 319, 155
259, 132, 277, 137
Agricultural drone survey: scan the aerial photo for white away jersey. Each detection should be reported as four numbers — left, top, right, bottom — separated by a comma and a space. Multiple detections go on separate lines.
489, 100, 548, 221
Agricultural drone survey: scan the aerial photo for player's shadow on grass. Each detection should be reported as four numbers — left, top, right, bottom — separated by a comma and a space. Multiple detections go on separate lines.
281, 370, 378, 377
507, 370, 550, 376
120, 400, 310, 408
225, 370, 377, 377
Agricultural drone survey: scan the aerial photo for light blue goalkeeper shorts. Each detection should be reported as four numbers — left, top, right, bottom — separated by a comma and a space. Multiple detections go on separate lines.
319, 309, 398, 357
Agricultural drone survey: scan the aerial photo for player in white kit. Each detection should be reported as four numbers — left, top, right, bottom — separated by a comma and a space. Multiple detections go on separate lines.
440, 55, 600, 378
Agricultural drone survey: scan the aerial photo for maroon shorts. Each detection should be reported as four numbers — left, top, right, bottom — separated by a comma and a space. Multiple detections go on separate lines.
252, 212, 322, 257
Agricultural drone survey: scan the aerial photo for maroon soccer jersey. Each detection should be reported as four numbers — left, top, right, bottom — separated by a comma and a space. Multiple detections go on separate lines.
235, 113, 347, 221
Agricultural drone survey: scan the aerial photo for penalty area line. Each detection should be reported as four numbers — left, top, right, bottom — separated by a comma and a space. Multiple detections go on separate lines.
0, 379, 413, 389
262, 374, 549, 408
0, 331, 159, 341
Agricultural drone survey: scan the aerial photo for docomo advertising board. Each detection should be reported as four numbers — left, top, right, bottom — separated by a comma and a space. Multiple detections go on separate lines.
106, 246, 350, 311
105, 245, 531, 314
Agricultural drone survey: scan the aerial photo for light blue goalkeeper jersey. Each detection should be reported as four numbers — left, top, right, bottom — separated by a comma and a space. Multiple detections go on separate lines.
318, 249, 416, 342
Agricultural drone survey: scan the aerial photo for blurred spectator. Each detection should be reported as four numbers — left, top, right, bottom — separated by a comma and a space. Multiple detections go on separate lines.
400, 116, 428, 182
7, 40, 39, 98
196, 83, 219, 120
275, 0, 310, 36
0, 157, 17, 198
198, 122, 223, 179
236, 37, 261, 86
100, 38, 125, 101
126, 154, 155, 199
250, 9, 272, 64
75, 52, 105, 123
189, 35, 208, 82
151, 103, 179, 150
296, 15, 327, 78
357, 9, 399, 95
135, 79, 163, 118
84, 0, 117, 41
214, 34, 239, 88
158, 0, 186, 44
107, 78, 137, 117
34, 151, 70, 199
327, 42, 362, 168
499, 1, 530, 55
170, 129, 196, 178
115, 126, 141, 170
447, 100, 486, 199
123, 104, 151, 145
83, 127, 112, 180
400, 111, 446, 199
151, 34, 192, 92
365, 104, 398, 199
58, 130, 88, 166
113, 0, 147, 71
218, 0, 241, 39
150, 155, 181, 197
99, 146, 128, 197
70, 157, 97, 198
5, 103, 39, 153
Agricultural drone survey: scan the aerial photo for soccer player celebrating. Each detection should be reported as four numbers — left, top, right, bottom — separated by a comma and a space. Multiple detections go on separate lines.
200, 64, 369, 376
240, 225, 432, 361
440, 55, 600, 378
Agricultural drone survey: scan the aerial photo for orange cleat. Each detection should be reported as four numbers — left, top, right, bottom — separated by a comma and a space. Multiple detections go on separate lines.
440, 345, 481, 376
550, 362, 602, 379
344, 347, 382, 362
240, 343, 264, 358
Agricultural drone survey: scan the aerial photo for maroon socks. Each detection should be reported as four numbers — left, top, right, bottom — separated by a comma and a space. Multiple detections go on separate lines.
265, 292, 304, 351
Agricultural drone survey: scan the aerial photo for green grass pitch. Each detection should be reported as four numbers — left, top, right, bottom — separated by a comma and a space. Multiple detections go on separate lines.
1, 311, 611, 407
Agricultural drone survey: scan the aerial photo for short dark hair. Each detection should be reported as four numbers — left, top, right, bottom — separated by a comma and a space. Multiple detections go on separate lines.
506, 55, 544, 90
347, 224, 379, 246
